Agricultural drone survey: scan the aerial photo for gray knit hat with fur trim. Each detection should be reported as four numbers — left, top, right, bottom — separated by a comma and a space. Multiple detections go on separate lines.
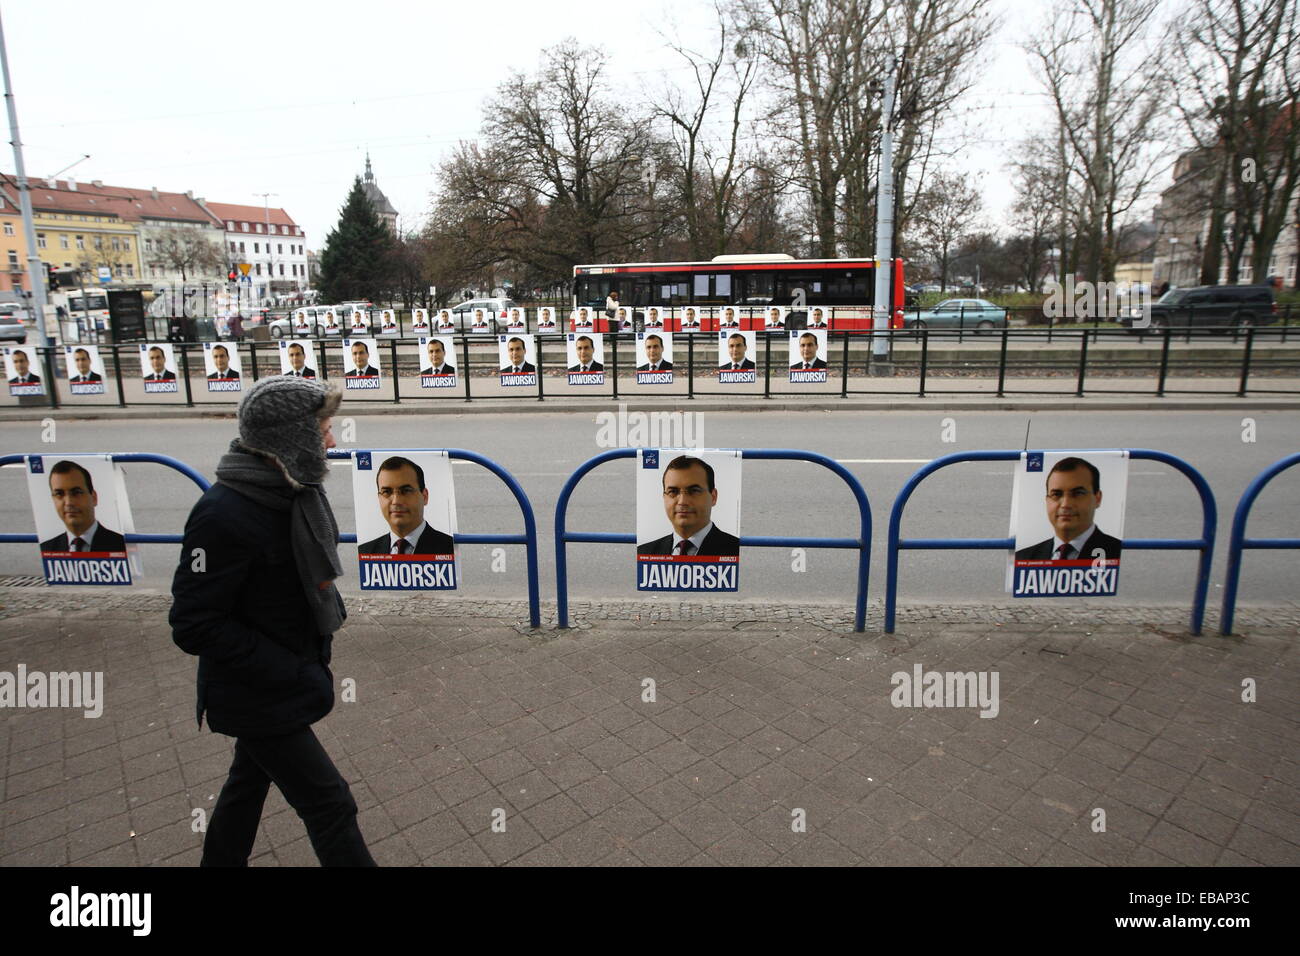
236, 376, 341, 485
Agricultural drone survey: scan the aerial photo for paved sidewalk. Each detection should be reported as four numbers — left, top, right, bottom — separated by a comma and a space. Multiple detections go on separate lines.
1, 591, 1296, 867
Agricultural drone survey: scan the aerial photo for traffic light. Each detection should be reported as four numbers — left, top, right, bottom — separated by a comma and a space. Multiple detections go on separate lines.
228, 268, 237, 282
46, 263, 56, 291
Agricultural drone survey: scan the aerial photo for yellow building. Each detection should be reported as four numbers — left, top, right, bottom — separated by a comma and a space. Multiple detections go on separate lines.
0, 184, 32, 295
0, 174, 143, 282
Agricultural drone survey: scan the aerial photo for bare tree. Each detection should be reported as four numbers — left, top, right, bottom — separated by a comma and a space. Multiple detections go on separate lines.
912, 171, 983, 290
432, 40, 656, 282
653, 4, 772, 258
149, 227, 225, 284
1029, 0, 1164, 285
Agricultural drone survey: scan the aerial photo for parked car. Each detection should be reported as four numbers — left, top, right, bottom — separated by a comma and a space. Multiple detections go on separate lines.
269, 307, 327, 338
448, 297, 519, 333
904, 298, 1008, 332
0, 314, 26, 344
1120, 284, 1277, 332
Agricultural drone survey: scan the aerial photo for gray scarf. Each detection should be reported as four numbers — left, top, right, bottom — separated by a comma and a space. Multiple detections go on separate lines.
215, 439, 346, 635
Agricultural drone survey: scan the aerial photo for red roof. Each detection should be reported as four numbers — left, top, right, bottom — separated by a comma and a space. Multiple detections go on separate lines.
205, 202, 298, 228
0, 174, 222, 225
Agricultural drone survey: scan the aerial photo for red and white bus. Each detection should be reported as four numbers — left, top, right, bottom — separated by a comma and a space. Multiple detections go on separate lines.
571, 254, 906, 332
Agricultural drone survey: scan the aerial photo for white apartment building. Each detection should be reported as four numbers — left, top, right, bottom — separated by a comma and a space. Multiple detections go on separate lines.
207, 201, 309, 303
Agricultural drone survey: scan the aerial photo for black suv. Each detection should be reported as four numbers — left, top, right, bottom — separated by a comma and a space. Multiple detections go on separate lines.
1122, 284, 1277, 332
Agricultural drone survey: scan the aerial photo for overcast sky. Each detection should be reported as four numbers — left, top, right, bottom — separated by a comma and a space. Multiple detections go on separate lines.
1, 0, 1168, 252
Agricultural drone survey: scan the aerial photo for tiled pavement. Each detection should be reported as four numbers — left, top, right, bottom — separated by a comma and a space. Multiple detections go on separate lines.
1, 592, 1296, 867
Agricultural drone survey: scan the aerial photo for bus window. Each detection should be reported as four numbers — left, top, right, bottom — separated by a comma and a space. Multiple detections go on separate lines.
716, 274, 732, 298
693, 274, 709, 298
826, 273, 867, 301
737, 273, 774, 304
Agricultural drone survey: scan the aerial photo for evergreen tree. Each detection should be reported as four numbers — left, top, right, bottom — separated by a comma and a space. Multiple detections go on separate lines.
318, 177, 392, 302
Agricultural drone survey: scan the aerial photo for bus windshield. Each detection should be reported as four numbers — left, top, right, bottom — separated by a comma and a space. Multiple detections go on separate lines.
69, 294, 109, 311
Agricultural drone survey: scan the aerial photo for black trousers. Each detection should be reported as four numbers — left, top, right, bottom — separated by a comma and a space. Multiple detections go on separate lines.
201, 726, 376, 867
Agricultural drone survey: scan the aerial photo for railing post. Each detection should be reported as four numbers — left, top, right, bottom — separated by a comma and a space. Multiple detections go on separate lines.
179, 343, 194, 407
1237, 325, 1255, 397
763, 330, 772, 399
111, 344, 126, 407
918, 328, 928, 397
1156, 325, 1171, 396
687, 334, 695, 399
461, 335, 472, 402
839, 331, 850, 397
1076, 330, 1089, 397
996, 324, 1009, 397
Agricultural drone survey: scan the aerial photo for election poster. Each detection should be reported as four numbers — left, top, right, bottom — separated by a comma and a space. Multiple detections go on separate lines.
718, 329, 757, 383
203, 342, 242, 393
764, 306, 787, 330
644, 307, 665, 331
536, 307, 558, 332
349, 309, 370, 335
637, 449, 741, 592
613, 306, 634, 330
342, 337, 382, 391
5, 346, 45, 397
506, 307, 527, 333
352, 450, 458, 590
498, 334, 537, 387
470, 309, 492, 334
435, 309, 457, 333
322, 308, 342, 335
717, 306, 742, 329
572, 308, 595, 333
26, 455, 138, 586
636, 332, 673, 384
278, 339, 318, 378
807, 306, 832, 329
64, 345, 106, 395
789, 329, 828, 383
411, 308, 431, 335
379, 309, 399, 335
679, 307, 703, 332
417, 335, 457, 389
566, 332, 605, 385
1008, 451, 1128, 598
139, 343, 179, 393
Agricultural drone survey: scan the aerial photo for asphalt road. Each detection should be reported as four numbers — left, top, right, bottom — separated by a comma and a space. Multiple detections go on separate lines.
1, 409, 1296, 610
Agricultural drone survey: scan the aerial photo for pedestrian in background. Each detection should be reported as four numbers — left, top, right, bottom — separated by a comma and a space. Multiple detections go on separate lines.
171, 376, 375, 866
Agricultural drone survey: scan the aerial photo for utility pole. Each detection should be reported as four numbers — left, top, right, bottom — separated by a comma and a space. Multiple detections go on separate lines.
871, 55, 898, 371
1, 9, 52, 346
257, 192, 278, 305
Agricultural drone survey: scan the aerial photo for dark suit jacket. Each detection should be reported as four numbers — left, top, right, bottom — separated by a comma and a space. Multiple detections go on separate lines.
208, 368, 240, 379
636, 361, 674, 371
346, 365, 380, 377
420, 364, 456, 376
284, 367, 316, 378
501, 362, 536, 374
790, 358, 828, 370
9, 373, 41, 384
71, 372, 103, 383
1016, 527, 1123, 561
41, 525, 126, 553
358, 525, 454, 556
637, 525, 740, 557
721, 359, 756, 370
568, 362, 604, 372
146, 370, 176, 381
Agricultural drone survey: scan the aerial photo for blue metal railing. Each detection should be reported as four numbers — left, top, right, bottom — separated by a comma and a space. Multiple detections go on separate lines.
554, 448, 873, 631
886, 450, 1218, 635
328, 448, 541, 627
0, 452, 210, 545
1219, 452, 1300, 635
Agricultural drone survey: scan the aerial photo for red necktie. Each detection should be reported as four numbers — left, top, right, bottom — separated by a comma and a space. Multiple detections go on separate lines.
396, 539, 411, 554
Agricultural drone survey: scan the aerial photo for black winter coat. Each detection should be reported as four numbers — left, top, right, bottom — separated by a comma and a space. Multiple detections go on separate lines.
170, 483, 336, 738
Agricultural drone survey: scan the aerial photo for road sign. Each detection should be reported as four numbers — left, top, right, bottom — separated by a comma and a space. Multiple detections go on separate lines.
238, 262, 251, 276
